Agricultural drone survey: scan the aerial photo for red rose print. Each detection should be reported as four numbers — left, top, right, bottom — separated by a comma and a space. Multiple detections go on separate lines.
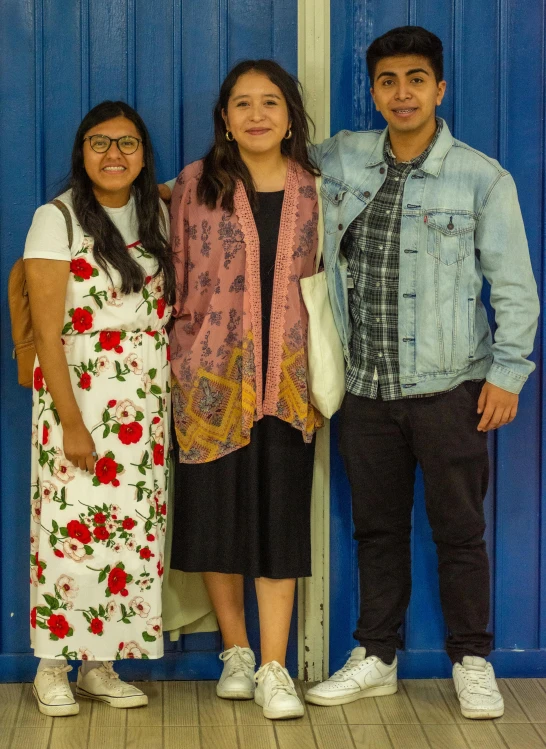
152, 416, 161, 425
157, 560, 164, 577
94, 512, 107, 524
99, 330, 121, 351
95, 457, 118, 485
166, 345, 171, 362
160, 502, 167, 516
139, 547, 153, 560
54, 549, 64, 558
36, 557, 44, 580
122, 517, 135, 531
90, 617, 103, 635
47, 613, 70, 639
107, 566, 127, 595
118, 422, 143, 445
156, 298, 166, 319
145, 330, 155, 337
107, 399, 117, 408
147, 534, 155, 542
114, 345, 123, 353
33, 367, 44, 391
67, 520, 92, 545
119, 642, 124, 650
31, 607, 37, 629
93, 526, 110, 541
42, 423, 49, 445
145, 276, 152, 285
72, 307, 93, 334
153, 443, 164, 466
70, 258, 94, 280
79, 372, 92, 390
120, 588, 129, 597
112, 478, 120, 488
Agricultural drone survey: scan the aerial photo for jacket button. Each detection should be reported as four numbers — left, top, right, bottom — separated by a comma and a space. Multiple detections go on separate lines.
338, 223, 343, 231
379, 167, 385, 174
364, 191, 371, 198
447, 222, 454, 230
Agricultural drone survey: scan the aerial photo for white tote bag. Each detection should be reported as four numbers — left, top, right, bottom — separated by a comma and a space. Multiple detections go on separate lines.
300, 176, 346, 418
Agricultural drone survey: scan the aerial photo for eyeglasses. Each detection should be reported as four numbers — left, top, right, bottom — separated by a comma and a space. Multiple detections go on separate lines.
83, 134, 142, 154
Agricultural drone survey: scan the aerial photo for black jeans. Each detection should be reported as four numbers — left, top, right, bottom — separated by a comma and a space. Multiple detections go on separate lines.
339, 382, 493, 665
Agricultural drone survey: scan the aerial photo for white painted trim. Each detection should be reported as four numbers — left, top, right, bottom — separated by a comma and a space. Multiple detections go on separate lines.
297, 0, 331, 682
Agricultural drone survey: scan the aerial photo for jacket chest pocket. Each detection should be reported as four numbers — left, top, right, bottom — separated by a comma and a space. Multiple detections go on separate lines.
425, 212, 476, 266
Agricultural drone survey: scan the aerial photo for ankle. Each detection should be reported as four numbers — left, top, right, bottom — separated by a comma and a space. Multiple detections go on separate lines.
37, 657, 67, 672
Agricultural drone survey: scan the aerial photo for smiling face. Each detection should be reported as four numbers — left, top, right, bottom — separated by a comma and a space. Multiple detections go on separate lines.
82, 115, 144, 206
222, 71, 291, 159
370, 55, 446, 136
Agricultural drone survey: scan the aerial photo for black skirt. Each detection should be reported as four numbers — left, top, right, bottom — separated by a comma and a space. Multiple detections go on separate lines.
170, 416, 315, 578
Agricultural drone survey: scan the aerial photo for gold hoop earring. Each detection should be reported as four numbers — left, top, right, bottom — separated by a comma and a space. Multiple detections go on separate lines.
284, 128, 293, 140
225, 130, 234, 142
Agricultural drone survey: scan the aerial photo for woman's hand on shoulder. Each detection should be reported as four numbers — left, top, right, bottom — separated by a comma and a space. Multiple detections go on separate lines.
63, 422, 97, 473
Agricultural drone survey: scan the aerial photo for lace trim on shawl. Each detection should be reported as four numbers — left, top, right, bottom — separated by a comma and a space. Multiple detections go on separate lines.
233, 181, 264, 420
263, 160, 299, 413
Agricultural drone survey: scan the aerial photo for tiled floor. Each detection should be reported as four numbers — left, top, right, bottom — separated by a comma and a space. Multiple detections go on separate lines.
1, 678, 546, 748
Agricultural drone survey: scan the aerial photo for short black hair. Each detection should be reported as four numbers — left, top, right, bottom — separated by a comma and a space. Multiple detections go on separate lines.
366, 26, 444, 84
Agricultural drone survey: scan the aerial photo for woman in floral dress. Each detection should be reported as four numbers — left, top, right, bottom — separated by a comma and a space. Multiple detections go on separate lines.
24, 101, 174, 716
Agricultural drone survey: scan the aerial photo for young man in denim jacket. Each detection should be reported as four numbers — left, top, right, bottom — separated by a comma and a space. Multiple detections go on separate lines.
305, 26, 539, 719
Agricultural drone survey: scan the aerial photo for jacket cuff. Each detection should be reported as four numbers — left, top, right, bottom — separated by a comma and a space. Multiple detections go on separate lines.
486, 363, 528, 395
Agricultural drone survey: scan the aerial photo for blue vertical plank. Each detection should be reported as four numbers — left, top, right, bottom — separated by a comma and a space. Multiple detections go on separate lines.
0, 0, 37, 657
180, 2, 220, 164
541, 0, 546, 652
134, 0, 178, 181
330, 0, 356, 134
43, 0, 83, 198
271, 0, 297, 74
493, 0, 543, 651
88, 0, 128, 105
228, 0, 272, 65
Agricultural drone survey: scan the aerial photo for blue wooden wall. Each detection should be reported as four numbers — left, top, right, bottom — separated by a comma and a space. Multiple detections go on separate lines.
0, 0, 297, 681
329, 0, 546, 677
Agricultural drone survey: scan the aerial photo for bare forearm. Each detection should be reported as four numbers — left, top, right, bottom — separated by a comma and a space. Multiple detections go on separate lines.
34, 333, 84, 429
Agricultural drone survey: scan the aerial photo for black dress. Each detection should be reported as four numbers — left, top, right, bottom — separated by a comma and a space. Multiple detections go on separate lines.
170, 191, 315, 579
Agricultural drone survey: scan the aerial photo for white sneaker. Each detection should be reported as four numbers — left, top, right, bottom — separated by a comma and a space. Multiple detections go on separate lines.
453, 656, 504, 719
216, 645, 256, 699
76, 662, 148, 708
254, 661, 304, 720
305, 647, 397, 706
33, 664, 79, 717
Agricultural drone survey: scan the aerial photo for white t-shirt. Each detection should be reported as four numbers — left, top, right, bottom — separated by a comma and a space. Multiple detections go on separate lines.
24, 189, 169, 260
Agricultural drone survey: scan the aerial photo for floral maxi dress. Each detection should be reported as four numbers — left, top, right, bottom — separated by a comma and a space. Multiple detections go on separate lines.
30, 230, 171, 661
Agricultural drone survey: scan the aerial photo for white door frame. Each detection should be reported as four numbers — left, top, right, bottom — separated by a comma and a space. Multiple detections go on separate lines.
297, 0, 331, 682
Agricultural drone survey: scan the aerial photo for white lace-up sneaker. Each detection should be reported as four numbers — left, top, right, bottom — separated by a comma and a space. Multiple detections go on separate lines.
453, 656, 504, 719
33, 664, 79, 716
76, 662, 148, 708
216, 645, 256, 699
305, 647, 397, 706
254, 661, 304, 720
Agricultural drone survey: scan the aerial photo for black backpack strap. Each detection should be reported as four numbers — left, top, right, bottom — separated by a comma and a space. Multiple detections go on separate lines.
50, 199, 74, 249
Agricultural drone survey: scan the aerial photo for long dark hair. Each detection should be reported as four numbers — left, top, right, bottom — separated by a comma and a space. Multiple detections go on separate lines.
68, 100, 175, 303
197, 60, 319, 212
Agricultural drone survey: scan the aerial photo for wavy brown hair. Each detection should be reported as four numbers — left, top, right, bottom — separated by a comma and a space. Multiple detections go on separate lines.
68, 100, 175, 303
197, 59, 319, 212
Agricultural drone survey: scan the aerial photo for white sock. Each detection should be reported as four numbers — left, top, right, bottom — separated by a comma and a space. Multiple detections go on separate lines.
37, 657, 67, 671
80, 660, 107, 676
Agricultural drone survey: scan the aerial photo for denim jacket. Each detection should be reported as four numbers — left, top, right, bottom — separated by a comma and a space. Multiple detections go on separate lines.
310, 119, 539, 395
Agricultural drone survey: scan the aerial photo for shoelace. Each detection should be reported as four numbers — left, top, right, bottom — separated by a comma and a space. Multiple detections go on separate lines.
256, 662, 296, 697
40, 664, 73, 700
330, 656, 367, 681
94, 661, 125, 692
461, 666, 491, 695
219, 646, 255, 677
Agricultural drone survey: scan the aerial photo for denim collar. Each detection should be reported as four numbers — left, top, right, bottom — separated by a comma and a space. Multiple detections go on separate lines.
365, 117, 454, 177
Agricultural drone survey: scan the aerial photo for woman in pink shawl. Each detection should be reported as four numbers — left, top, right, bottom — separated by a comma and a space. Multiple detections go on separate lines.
169, 60, 322, 719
